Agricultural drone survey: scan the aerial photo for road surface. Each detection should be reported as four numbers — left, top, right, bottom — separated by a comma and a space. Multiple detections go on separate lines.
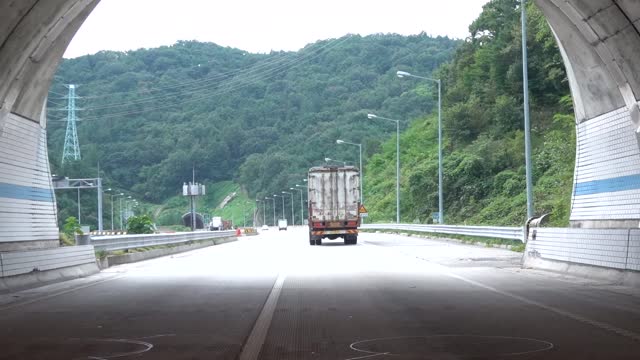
1, 227, 639, 359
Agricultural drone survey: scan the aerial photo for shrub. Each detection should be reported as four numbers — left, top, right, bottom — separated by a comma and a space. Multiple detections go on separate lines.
126, 215, 155, 234
63, 217, 83, 236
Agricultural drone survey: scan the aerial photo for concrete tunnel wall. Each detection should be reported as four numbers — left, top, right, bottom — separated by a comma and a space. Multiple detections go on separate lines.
0, 0, 99, 251
535, 0, 640, 228
1, 0, 640, 251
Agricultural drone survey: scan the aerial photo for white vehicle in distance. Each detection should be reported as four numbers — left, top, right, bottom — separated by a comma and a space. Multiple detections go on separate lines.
278, 219, 288, 231
261, 225, 269, 231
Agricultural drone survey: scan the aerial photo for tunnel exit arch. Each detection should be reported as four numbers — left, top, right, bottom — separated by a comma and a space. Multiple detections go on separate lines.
1, 0, 640, 251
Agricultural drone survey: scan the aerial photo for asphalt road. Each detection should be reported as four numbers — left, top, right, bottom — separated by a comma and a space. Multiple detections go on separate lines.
1, 227, 639, 359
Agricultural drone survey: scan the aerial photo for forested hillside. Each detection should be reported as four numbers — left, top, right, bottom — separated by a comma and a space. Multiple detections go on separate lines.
47, 34, 458, 226
363, 0, 575, 226
49, 0, 577, 229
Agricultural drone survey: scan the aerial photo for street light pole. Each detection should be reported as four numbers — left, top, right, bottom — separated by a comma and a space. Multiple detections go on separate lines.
282, 191, 294, 225
118, 196, 123, 230
368, 113, 401, 223
521, 0, 534, 219
291, 187, 304, 226
296, 184, 308, 224
265, 197, 275, 226
274, 194, 285, 222
396, 70, 444, 224
105, 188, 113, 230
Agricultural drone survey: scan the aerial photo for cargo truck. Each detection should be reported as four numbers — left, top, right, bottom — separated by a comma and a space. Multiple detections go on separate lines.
307, 165, 361, 245
209, 216, 223, 231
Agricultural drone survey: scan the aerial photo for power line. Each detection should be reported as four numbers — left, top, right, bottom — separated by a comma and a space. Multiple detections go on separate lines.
47, 37, 347, 104
68, 37, 349, 112
50, 36, 353, 122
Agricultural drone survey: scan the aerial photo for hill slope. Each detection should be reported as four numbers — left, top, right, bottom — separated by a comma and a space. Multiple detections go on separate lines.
363, 0, 575, 226
47, 34, 459, 207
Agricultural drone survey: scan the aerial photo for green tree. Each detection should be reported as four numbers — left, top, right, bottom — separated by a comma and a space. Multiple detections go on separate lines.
63, 216, 83, 236
126, 215, 155, 234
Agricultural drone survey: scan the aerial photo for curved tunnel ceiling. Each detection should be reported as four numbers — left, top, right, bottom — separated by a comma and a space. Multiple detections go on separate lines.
1, 0, 639, 127
535, 0, 640, 124
0, 0, 98, 125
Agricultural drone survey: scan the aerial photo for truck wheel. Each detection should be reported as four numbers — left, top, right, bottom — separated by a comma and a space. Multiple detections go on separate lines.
351, 235, 358, 245
315, 238, 322, 246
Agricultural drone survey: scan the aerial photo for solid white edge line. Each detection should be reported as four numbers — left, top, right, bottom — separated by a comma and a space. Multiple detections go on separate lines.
443, 270, 640, 343
363, 236, 640, 343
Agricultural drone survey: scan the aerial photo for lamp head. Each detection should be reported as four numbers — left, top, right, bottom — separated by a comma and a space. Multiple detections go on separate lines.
325, 157, 331, 162
290, 187, 295, 190
336, 140, 344, 144
396, 70, 411, 78
367, 113, 377, 119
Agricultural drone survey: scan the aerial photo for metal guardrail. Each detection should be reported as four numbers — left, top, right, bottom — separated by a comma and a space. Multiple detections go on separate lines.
360, 223, 525, 242
91, 230, 236, 252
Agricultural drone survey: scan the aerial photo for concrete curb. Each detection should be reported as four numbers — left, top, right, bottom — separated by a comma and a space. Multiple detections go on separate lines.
523, 253, 640, 288
100, 236, 237, 268
0, 262, 100, 294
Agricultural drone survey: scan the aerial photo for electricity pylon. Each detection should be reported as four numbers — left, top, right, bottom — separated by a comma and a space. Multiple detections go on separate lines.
62, 84, 81, 164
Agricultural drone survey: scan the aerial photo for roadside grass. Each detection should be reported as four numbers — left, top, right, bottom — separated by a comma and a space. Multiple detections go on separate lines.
93, 238, 222, 260
360, 229, 526, 253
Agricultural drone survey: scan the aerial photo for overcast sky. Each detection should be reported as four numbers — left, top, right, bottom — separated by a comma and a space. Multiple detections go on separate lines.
64, 0, 490, 58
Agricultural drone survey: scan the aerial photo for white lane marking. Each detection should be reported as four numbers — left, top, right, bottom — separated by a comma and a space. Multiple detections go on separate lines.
346, 335, 553, 359
443, 270, 640, 342
0, 274, 126, 312
363, 238, 640, 343
80, 338, 154, 359
136, 333, 176, 340
238, 273, 287, 360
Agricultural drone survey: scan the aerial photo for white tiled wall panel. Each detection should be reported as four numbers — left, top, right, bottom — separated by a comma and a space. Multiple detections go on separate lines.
0, 245, 96, 277
527, 228, 639, 270
0, 113, 58, 243
571, 106, 640, 221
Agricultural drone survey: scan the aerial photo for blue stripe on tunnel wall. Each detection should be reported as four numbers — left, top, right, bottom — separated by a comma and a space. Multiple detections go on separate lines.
575, 174, 640, 196
0, 182, 54, 202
